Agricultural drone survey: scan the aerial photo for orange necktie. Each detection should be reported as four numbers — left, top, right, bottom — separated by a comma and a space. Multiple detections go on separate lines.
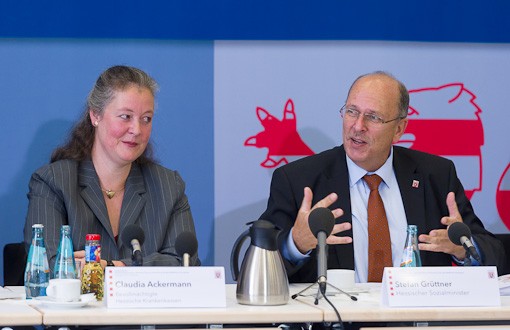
363, 174, 393, 282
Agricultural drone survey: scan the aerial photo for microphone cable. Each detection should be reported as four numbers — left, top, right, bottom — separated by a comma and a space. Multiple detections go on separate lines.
319, 289, 344, 329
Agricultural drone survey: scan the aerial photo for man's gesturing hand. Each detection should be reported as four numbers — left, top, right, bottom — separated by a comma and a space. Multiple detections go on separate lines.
292, 187, 352, 253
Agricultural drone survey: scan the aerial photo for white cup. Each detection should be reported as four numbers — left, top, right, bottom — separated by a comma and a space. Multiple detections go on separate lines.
327, 269, 355, 290
46, 279, 81, 302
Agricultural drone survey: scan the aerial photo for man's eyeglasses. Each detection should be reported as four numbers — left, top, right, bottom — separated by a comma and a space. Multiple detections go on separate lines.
340, 105, 405, 125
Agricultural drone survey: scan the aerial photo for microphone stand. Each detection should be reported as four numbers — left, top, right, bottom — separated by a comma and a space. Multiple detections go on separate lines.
182, 253, 190, 267
292, 278, 356, 330
463, 249, 472, 266
132, 251, 143, 266
461, 245, 485, 266
292, 279, 358, 305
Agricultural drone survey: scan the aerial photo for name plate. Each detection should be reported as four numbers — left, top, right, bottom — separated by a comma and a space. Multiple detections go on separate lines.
105, 266, 226, 308
381, 266, 500, 307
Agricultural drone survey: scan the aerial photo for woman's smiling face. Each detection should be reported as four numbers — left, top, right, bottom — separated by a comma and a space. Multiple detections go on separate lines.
90, 84, 154, 167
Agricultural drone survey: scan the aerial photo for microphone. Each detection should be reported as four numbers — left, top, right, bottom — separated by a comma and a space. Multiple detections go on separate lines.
308, 207, 335, 294
175, 232, 198, 267
122, 225, 145, 266
447, 222, 482, 264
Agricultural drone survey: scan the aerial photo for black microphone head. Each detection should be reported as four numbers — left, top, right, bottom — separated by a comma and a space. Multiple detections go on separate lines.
308, 207, 335, 238
122, 225, 145, 246
448, 222, 472, 246
175, 231, 198, 257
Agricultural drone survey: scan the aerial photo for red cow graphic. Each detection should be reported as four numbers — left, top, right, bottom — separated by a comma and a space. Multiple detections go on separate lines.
244, 99, 314, 168
395, 83, 484, 199
497, 164, 510, 230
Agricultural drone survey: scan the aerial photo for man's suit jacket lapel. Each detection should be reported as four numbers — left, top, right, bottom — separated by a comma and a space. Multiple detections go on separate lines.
393, 147, 426, 233
321, 146, 355, 269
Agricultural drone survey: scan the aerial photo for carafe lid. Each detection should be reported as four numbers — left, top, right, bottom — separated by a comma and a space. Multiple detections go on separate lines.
249, 219, 281, 251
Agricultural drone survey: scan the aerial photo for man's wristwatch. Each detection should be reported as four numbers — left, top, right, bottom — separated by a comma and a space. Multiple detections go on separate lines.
106, 260, 115, 267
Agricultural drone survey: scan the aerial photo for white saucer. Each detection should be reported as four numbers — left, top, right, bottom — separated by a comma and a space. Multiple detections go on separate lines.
340, 287, 369, 294
35, 296, 89, 308
323, 287, 370, 296
301, 286, 369, 297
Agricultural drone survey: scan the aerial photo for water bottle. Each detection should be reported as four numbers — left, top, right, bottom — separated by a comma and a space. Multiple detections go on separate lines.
399, 224, 422, 267
24, 224, 50, 299
54, 225, 78, 279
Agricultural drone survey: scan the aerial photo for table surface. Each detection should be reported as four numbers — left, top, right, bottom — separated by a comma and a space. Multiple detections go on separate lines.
21, 285, 324, 327
0, 299, 42, 326
294, 283, 510, 323
2, 284, 510, 327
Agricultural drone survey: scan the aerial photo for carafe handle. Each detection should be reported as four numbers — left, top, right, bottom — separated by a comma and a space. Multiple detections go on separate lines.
230, 229, 250, 282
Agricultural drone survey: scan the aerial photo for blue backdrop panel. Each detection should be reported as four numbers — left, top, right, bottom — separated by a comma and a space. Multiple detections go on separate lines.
0, 40, 214, 285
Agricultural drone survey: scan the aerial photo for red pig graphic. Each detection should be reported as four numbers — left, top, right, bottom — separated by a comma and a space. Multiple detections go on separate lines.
244, 99, 314, 168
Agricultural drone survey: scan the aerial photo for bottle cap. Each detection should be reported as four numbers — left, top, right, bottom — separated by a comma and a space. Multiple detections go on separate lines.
86, 234, 101, 241
32, 224, 44, 228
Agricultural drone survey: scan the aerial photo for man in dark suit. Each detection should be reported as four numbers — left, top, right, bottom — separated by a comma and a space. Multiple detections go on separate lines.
260, 71, 505, 283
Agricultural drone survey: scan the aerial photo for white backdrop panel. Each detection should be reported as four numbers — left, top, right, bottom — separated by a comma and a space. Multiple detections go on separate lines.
214, 41, 510, 282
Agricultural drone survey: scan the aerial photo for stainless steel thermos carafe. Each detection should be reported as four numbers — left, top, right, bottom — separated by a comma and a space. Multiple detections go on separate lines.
230, 219, 289, 305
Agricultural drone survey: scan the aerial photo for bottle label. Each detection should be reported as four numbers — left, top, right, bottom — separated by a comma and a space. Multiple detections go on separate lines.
400, 246, 414, 266
85, 245, 101, 262
81, 262, 104, 300
25, 243, 50, 299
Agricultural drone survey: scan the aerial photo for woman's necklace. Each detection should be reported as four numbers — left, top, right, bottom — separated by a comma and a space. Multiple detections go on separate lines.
101, 187, 125, 199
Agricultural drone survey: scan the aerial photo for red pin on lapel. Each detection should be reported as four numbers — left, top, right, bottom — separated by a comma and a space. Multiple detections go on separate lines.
412, 180, 420, 188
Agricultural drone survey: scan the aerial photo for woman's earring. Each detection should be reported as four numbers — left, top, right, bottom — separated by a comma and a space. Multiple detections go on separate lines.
94, 121, 98, 127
